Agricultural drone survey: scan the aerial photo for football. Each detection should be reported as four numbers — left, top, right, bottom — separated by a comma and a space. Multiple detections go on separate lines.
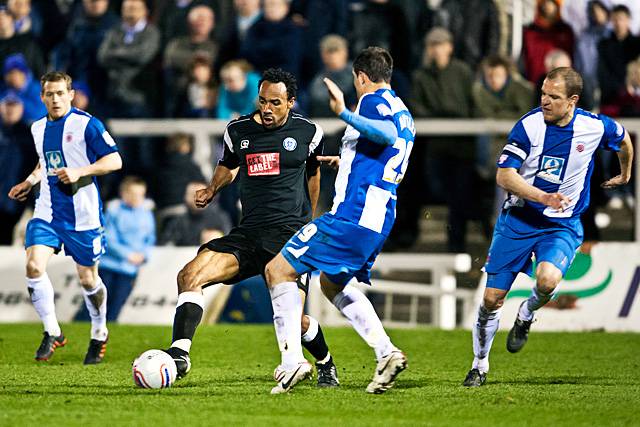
132, 349, 178, 389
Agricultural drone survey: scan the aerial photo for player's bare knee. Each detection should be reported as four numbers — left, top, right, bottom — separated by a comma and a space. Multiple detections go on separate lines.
177, 266, 202, 293
483, 294, 505, 311
536, 267, 561, 295
26, 259, 45, 278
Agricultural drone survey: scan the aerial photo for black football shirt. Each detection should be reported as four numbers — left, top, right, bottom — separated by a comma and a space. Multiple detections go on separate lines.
218, 111, 324, 228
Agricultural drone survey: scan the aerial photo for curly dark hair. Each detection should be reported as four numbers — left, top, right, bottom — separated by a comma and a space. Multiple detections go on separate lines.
353, 47, 393, 83
258, 68, 298, 100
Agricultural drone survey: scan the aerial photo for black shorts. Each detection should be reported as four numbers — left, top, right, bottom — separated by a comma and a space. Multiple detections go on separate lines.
199, 224, 310, 292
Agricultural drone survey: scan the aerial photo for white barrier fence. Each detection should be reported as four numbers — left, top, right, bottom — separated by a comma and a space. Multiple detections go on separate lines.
468, 242, 640, 332
109, 118, 640, 241
0, 247, 473, 329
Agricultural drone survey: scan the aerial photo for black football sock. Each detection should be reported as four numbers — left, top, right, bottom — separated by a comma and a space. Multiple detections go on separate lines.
171, 292, 204, 353
302, 316, 330, 363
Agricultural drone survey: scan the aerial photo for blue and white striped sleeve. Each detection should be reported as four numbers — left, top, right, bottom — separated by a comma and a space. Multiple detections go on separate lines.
498, 120, 531, 169
599, 114, 625, 151
343, 94, 398, 146
85, 117, 118, 159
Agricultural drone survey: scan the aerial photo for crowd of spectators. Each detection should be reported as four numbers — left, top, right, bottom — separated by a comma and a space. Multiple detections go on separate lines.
0, 0, 638, 253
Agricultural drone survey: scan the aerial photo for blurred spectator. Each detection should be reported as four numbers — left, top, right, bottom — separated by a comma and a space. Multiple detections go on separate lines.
0, 92, 36, 244
177, 54, 217, 117
218, 0, 261, 68
433, 0, 500, 70
598, 4, 640, 105
473, 55, 534, 218
8, 0, 42, 37
1, 54, 45, 123
522, 0, 574, 84
216, 59, 259, 119
98, 0, 160, 173
157, 0, 217, 47
97, 0, 160, 118
348, 0, 412, 74
0, 6, 44, 77
158, 181, 232, 246
574, 0, 610, 110
601, 58, 640, 116
97, 176, 155, 321
411, 27, 479, 253
289, 0, 348, 85
149, 133, 206, 228
54, 0, 118, 118
164, 4, 217, 116
308, 34, 356, 118
239, 0, 302, 79
534, 48, 573, 102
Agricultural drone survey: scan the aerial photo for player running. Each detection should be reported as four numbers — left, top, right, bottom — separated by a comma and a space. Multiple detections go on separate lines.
8, 71, 122, 364
463, 67, 633, 387
264, 47, 415, 394
164, 68, 339, 387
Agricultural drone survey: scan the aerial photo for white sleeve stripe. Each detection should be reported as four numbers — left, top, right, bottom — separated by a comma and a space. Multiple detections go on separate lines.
503, 144, 527, 160
102, 131, 116, 147
223, 128, 234, 153
309, 123, 323, 154
376, 104, 393, 118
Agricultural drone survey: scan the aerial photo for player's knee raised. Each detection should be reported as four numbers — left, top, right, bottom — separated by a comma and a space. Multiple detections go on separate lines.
26, 259, 45, 278
177, 266, 200, 291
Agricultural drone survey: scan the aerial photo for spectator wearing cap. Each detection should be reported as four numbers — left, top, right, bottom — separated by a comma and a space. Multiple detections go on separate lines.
216, 59, 260, 119
410, 27, 481, 253
308, 34, 355, 118
1, 53, 45, 123
0, 91, 36, 244
0, 6, 44, 77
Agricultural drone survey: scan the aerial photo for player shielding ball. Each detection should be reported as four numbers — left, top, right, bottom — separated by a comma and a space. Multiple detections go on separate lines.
164, 68, 339, 387
264, 47, 415, 394
8, 71, 122, 364
463, 67, 633, 387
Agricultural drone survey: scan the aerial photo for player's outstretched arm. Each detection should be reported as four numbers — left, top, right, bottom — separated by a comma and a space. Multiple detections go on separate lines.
323, 78, 397, 146
497, 167, 571, 211
8, 163, 41, 201
602, 131, 633, 189
55, 152, 123, 184
195, 165, 239, 209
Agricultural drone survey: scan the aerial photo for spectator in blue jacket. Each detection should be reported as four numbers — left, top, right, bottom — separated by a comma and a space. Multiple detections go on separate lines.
1, 53, 45, 123
98, 176, 156, 321
216, 59, 259, 119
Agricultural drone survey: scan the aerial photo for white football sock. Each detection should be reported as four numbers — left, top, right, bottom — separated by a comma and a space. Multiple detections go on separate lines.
27, 273, 61, 336
301, 315, 319, 342
519, 286, 555, 321
332, 285, 395, 361
82, 278, 108, 341
472, 304, 501, 373
270, 282, 305, 370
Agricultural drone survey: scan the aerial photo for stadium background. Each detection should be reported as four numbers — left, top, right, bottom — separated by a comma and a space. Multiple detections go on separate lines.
0, 1, 639, 425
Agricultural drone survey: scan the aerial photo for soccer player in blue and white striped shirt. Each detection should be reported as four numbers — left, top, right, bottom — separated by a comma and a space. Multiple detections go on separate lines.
463, 67, 633, 387
8, 72, 122, 364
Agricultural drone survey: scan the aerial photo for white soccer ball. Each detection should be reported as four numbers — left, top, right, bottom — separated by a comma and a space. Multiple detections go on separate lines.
132, 349, 178, 389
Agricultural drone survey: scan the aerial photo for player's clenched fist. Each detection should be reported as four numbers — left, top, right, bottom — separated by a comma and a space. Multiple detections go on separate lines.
55, 168, 81, 184
541, 192, 571, 211
195, 187, 215, 208
8, 181, 33, 201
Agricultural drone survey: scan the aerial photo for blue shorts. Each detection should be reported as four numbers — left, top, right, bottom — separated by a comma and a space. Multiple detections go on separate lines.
25, 218, 105, 266
484, 209, 583, 291
281, 214, 387, 286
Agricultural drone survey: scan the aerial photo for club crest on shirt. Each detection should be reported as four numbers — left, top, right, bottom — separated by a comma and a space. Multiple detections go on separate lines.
282, 137, 297, 151
45, 150, 66, 175
240, 139, 249, 149
537, 155, 565, 184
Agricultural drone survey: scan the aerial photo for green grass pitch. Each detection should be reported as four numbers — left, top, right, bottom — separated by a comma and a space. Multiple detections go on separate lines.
0, 323, 638, 426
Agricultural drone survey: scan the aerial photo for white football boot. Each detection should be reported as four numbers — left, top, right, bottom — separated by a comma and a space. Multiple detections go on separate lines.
271, 360, 313, 394
366, 350, 408, 394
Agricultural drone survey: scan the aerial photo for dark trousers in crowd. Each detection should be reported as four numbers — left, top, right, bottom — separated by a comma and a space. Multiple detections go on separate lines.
0, 211, 23, 245
75, 267, 137, 322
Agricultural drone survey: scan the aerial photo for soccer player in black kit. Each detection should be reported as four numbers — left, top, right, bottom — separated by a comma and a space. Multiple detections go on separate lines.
164, 68, 339, 387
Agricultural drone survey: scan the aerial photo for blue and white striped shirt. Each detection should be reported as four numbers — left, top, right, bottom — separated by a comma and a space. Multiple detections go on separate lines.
31, 108, 118, 231
498, 107, 625, 222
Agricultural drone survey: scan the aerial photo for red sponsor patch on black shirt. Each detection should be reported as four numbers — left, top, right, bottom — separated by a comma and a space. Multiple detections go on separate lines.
246, 152, 280, 176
